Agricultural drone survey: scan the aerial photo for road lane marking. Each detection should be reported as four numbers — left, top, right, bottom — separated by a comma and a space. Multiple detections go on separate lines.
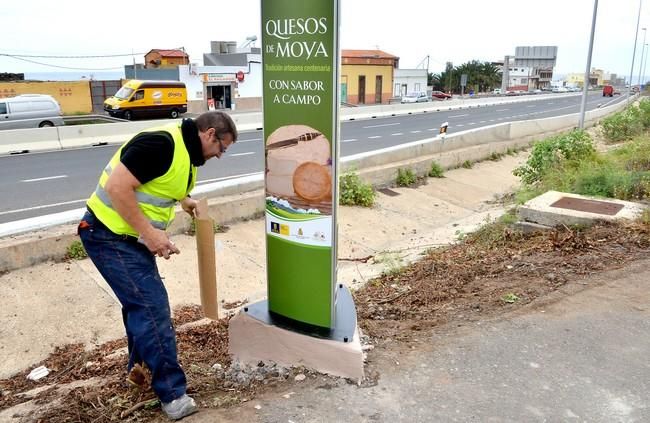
196, 172, 261, 185
342, 138, 358, 143
0, 199, 85, 216
368, 135, 382, 139
448, 114, 469, 118
456, 124, 465, 127
479, 121, 486, 123
363, 122, 400, 129
468, 122, 476, 125
391, 133, 403, 136
527, 105, 536, 108
230, 152, 255, 157
496, 109, 509, 112
21, 175, 67, 183
410, 130, 421, 133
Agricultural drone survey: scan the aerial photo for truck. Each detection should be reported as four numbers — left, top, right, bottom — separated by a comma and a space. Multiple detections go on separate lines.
602, 85, 614, 97
104, 80, 187, 120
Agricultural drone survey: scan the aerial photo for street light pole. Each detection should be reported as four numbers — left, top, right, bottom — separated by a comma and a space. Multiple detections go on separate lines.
579, 0, 598, 129
638, 28, 647, 86
641, 44, 648, 88
628, 0, 642, 104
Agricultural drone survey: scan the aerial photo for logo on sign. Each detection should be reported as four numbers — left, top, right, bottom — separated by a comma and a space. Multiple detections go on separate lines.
271, 222, 280, 233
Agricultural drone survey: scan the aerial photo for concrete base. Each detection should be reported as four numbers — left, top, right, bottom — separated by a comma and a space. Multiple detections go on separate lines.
228, 305, 365, 381
519, 190, 647, 227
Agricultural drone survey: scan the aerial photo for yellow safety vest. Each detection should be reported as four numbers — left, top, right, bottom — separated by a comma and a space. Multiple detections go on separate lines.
87, 122, 197, 237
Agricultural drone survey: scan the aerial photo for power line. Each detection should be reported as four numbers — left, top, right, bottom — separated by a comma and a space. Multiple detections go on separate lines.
0, 52, 146, 58
1, 55, 123, 71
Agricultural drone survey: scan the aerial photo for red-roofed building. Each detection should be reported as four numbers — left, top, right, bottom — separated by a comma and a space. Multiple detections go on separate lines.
144, 49, 189, 69
341, 49, 399, 105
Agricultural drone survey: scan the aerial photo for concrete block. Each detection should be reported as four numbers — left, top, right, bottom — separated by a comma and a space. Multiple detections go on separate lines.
228, 309, 364, 381
513, 221, 553, 234
0, 127, 61, 154
519, 190, 646, 227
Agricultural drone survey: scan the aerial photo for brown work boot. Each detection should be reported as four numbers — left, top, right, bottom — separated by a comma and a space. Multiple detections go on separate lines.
127, 363, 149, 389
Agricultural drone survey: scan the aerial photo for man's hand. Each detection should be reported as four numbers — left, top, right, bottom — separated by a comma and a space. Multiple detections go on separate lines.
140, 228, 180, 259
181, 196, 199, 218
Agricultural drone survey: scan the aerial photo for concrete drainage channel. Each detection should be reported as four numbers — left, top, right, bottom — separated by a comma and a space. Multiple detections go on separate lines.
0, 98, 631, 273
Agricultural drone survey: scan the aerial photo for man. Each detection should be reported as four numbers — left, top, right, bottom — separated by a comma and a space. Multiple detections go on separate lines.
78, 111, 237, 420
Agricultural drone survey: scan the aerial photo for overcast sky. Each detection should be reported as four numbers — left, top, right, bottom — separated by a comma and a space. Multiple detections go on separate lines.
1, 0, 648, 79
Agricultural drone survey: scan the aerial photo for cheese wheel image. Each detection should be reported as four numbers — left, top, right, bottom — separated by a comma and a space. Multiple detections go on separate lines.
293, 161, 331, 202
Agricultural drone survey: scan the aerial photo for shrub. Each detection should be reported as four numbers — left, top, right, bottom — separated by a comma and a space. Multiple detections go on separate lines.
66, 241, 87, 260
637, 98, 650, 129
396, 168, 417, 186
428, 161, 444, 178
513, 130, 595, 185
601, 108, 643, 142
461, 160, 473, 169
339, 172, 376, 207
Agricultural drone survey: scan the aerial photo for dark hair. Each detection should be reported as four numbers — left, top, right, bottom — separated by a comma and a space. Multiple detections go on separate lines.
195, 111, 238, 142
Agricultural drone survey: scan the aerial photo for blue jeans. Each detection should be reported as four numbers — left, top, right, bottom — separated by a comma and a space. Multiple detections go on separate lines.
78, 210, 186, 403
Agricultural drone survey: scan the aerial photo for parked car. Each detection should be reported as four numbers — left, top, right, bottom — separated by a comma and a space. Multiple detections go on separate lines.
492, 88, 502, 95
401, 92, 429, 103
431, 90, 452, 100
0, 94, 64, 130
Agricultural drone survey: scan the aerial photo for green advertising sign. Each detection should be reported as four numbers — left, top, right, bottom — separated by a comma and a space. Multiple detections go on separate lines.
262, 0, 340, 329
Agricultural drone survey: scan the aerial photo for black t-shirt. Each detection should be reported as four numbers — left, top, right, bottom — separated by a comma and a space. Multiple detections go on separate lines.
119, 119, 203, 186
120, 131, 174, 184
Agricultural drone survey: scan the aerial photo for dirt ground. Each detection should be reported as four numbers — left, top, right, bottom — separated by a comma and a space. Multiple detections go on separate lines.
1, 218, 649, 422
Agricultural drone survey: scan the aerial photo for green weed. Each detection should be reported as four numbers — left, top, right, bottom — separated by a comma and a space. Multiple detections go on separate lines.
461, 160, 473, 169
396, 168, 417, 187
428, 161, 444, 178
339, 172, 376, 207
66, 241, 87, 260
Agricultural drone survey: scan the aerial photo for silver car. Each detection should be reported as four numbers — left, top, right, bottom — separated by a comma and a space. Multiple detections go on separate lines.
0, 94, 64, 130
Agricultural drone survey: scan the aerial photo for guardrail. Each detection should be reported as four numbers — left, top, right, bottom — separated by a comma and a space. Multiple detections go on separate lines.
0, 93, 585, 155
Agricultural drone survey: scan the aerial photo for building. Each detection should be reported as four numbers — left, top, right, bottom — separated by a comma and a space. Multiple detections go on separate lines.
144, 49, 189, 69
178, 41, 262, 113
393, 69, 428, 98
340, 50, 399, 105
495, 46, 558, 91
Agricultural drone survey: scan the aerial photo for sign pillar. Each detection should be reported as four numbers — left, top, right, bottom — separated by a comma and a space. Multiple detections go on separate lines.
260, 0, 349, 335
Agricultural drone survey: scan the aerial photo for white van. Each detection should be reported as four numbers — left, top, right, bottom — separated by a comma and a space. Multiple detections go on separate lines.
0, 94, 64, 130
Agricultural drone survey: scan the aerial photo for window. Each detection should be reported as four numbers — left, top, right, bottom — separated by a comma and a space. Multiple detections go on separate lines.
414, 83, 421, 92
10, 101, 31, 112
394, 83, 400, 96
0, 102, 6, 114
134, 90, 145, 100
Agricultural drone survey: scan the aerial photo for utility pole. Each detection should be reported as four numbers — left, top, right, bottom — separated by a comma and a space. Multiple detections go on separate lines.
628, 0, 642, 104
579, 0, 598, 129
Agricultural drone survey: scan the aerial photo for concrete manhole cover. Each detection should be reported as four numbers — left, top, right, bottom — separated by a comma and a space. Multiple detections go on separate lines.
378, 188, 400, 197
550, 197, 624, 216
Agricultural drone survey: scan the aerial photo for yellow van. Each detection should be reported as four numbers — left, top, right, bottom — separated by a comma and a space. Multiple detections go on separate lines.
104, 80, 187, 120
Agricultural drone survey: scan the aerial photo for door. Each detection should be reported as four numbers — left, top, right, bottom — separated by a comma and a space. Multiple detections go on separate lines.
358, 75, 366, 104
375, 75, 382, 104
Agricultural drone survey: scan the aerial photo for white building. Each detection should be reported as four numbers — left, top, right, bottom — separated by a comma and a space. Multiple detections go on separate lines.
393, 69, 428, 97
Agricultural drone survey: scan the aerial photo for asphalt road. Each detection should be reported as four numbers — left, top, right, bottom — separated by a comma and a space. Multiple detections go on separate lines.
0, 92, 625, 224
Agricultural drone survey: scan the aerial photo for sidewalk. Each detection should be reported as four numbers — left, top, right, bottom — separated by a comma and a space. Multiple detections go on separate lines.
0, 154, 525, 379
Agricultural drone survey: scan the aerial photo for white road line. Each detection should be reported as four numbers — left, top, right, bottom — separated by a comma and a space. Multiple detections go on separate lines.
368, 135, 382, 139
363, 122, 400, 129
21, 175, 67, 183
0, 199, 85, 216
427, 128, 436, 131
527, 105, 536, 108
196, 172, 262, 185
489, 119, 495, 122
342, 138, 358, 143
230, 152, 255, 157
391, 132, 403, 136
547, 102, 554, 105
448, 114, 469, 118
410, 130, 421, 133
456, 124, 465, 127
496, 109, 509, 112
479, 121, 486, 123
238, 138, 262, 143
468, 122, 476, 125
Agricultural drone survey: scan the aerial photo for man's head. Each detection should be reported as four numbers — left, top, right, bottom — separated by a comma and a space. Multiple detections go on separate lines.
195, 111, 238, 163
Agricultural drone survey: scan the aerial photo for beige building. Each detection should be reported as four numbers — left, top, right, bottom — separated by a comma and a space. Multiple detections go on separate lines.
341, 50, 399, 105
